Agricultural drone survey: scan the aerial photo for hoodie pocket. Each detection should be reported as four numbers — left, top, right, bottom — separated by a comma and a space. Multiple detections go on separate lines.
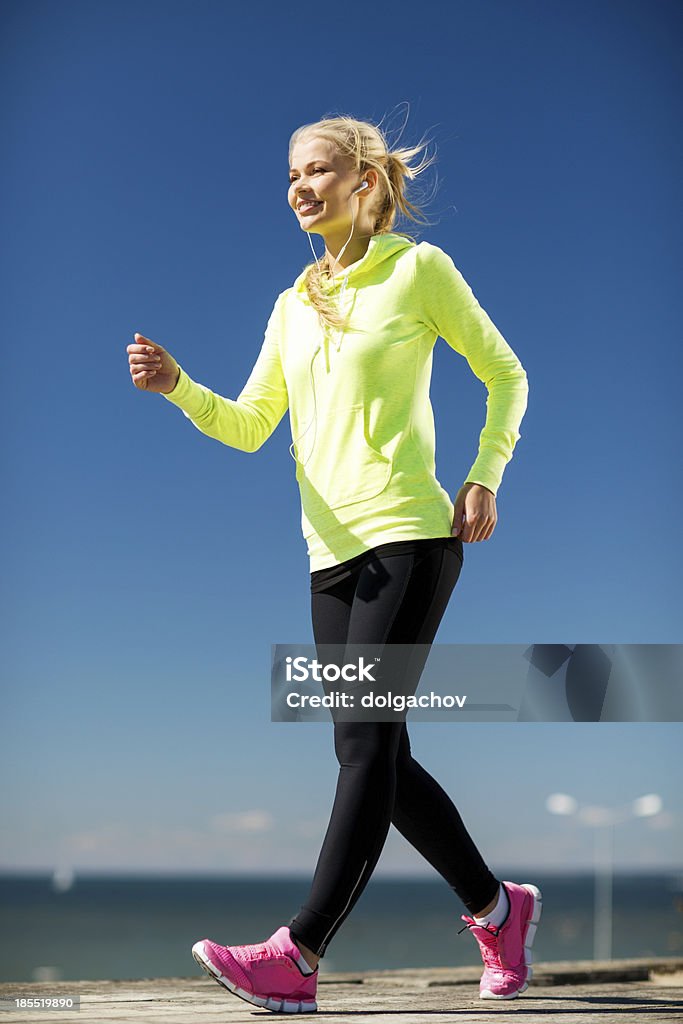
295, 404, 393, 515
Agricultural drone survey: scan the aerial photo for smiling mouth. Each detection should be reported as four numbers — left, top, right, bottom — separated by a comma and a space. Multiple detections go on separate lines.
298, 200, 323, 214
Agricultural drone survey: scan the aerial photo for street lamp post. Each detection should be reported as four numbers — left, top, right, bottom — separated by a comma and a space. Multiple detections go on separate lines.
546, 792, 663, 961
593, 819, 613, 961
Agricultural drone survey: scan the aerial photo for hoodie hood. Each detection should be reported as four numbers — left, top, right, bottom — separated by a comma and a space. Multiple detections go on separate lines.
292, 231, 416, 302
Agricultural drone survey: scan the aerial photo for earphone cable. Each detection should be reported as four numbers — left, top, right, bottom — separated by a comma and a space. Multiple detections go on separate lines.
291, 186, 362, 467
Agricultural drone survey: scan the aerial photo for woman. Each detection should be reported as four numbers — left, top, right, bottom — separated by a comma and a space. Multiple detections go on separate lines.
126, 113, 539, 1014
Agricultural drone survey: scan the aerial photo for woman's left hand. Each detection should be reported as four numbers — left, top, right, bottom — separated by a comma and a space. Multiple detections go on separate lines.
451, 482, 497, 543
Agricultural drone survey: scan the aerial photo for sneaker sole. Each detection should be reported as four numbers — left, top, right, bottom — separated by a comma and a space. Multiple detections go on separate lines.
192, 941, 318, 1014
480, 883, 543, 1000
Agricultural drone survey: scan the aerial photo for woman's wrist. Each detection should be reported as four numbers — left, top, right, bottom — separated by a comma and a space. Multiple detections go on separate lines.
162, 366, 181, 395
464, 480, 495, 496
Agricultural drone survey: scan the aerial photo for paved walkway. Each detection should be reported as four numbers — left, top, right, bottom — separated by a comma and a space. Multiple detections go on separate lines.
1, 957, 682, 1023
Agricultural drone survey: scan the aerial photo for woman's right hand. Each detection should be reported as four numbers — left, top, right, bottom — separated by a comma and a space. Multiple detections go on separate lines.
127, 333, 180, 394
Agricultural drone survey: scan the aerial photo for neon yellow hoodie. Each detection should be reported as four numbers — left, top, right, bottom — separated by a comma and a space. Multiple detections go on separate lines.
161, 232, 529, 571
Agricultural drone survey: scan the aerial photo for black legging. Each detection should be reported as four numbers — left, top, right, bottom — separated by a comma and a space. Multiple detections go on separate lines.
287, 537, 500, 957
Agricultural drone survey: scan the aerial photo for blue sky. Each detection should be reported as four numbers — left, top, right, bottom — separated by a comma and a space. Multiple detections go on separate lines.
1, 0, 681, 876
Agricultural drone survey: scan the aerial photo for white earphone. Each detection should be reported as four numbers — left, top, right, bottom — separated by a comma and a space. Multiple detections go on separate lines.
290, 179, 369, 467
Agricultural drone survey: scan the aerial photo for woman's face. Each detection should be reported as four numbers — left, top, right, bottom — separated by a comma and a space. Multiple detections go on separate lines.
288, 136, 366, 234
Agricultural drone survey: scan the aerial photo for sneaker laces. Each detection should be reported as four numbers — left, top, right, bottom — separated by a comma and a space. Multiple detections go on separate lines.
458, 915, 504, 973
234, 939, 278, 962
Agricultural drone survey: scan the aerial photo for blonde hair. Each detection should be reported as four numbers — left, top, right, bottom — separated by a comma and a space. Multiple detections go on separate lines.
288, 111, 437, 331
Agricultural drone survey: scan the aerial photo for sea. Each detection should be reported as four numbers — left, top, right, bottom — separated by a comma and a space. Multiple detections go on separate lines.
1, 872, 682, 983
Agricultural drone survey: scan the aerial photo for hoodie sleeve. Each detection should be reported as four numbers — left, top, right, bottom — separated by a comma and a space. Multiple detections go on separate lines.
414, 242, 529, 495
160, 292, 289, 453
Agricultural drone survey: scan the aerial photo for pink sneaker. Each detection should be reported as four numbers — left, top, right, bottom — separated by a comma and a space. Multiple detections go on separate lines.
191, 925, 318, 1013
460, 881, 542, 1000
